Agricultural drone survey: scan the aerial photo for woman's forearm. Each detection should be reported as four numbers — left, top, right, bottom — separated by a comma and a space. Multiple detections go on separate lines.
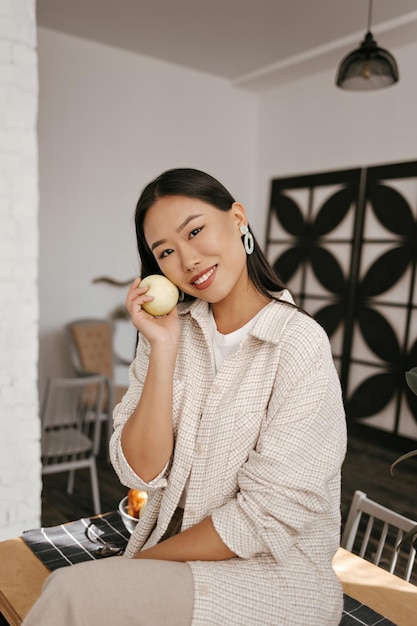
133, 516, 236, 562
121, 343, 177, 481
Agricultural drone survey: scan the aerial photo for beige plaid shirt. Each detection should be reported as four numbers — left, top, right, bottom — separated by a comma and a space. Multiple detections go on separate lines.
110, 292, 347, 625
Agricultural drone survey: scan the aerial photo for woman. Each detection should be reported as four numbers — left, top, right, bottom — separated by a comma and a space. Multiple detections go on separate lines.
24, 168, 346, 625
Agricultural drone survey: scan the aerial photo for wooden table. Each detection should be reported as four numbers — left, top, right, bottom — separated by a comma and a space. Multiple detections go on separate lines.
1, 539, 417, 626
0, 537, 49, 625
333, 547, 417, 626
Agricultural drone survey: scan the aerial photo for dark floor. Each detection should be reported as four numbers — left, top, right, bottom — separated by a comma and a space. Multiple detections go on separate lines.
41, 442, 127, 528
40, 432, 417, 581
341, 433, 417, 524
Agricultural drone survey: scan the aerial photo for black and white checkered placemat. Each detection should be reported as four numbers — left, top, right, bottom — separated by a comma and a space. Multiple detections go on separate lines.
22, 514, 396, 625
22, 511, 130, 571
340, 594, 396, 625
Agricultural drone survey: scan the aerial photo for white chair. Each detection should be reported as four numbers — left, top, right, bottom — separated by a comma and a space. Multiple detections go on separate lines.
341, 489, 417, 582
41, 375, 106, 515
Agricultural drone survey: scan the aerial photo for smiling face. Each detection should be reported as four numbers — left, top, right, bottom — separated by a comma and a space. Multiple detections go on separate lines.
143, 195, 249, 306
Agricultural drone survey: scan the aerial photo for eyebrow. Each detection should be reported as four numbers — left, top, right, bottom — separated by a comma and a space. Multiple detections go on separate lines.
150, 214, 203, 251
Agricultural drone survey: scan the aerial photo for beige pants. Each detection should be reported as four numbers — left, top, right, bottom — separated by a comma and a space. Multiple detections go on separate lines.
22, 557, 194, 626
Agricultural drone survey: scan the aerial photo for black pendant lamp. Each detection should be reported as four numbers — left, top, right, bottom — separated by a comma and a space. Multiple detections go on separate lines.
336, 0, 399, 91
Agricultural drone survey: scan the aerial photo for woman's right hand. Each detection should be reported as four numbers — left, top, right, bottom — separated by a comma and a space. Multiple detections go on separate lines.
125, 277, 180, 349
121, 278, 179, 480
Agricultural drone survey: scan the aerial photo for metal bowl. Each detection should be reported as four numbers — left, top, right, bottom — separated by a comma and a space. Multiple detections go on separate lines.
118, 496, 139, 534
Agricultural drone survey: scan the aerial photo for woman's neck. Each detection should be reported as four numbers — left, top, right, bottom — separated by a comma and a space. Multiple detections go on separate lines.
211, 282, 271, 334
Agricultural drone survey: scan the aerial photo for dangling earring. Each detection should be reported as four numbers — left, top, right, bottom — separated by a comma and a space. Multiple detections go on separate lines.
240, 225, 254, 255
178, 289, 185, 302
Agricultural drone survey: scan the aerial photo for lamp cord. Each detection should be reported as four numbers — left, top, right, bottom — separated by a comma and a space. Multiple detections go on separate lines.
367, 0, 373, 32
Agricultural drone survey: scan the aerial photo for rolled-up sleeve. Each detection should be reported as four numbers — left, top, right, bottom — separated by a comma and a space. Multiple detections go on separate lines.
109, 334, 170, 493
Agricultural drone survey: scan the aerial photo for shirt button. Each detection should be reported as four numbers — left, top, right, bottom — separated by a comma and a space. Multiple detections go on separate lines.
188, 507, 196, 516
211, 384, 222, 394
199, 585, 209, 596
195, 443, 203, 455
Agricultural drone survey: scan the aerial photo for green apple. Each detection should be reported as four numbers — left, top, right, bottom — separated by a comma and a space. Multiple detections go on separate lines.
140, 274, 179, 316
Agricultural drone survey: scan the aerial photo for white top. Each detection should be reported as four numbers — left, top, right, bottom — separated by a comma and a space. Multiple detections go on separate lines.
208, 308, 264, 373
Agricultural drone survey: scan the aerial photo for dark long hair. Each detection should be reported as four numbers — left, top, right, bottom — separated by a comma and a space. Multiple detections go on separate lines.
134, 168, 288, 303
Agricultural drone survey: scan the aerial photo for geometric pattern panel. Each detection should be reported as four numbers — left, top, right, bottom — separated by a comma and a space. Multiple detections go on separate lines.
266, 161, 417, 446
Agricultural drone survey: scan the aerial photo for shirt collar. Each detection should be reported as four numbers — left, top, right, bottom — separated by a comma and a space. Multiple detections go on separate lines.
250, 290, 298, 344
178, 289, 298, 345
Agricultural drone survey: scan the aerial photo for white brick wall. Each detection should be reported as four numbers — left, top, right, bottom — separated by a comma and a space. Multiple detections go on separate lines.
0, 0, 40, 540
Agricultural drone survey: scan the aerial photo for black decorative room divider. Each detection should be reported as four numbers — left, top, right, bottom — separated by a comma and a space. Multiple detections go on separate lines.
266, 160, 417, 450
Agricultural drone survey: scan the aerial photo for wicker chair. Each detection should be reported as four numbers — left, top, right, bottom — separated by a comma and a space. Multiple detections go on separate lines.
66, 319, 129, 450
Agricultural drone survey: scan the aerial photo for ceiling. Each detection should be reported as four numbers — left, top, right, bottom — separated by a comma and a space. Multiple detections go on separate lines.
36, 0, 417, 90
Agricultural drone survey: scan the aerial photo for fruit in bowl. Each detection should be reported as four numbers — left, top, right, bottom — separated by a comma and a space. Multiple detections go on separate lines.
118, 489, 148, 534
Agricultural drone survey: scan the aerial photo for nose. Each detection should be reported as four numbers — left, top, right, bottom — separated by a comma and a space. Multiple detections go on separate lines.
185, 261, 199, 273
178, 241, 200, 273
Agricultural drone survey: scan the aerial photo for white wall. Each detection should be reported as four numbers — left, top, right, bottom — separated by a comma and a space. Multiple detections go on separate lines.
0, 0, 40, 540
37, 28, 259, 398
256, 40, 417, 237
